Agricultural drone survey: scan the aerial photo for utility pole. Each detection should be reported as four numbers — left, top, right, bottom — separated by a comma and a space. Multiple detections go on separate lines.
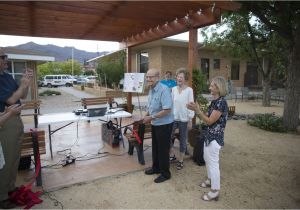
72, 47, 74, 76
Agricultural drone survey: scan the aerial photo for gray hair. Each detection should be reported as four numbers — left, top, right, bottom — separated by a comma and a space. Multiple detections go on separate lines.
175, 67, 189, 81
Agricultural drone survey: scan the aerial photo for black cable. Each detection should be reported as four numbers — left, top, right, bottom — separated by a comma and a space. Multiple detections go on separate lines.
42, 189, 64, 209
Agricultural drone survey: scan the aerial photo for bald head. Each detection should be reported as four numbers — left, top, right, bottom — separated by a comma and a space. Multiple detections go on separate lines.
147, 69, 160, 77
146, 68, 160, 88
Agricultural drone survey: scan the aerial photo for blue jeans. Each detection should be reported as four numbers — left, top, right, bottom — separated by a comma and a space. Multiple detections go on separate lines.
171, 121, 188, 153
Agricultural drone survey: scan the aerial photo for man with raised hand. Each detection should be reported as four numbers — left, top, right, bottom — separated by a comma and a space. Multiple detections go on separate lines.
0, 48, 33, 209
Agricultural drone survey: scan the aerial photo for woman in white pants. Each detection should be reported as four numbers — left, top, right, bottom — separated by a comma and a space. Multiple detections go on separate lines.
187, 76, 228, 201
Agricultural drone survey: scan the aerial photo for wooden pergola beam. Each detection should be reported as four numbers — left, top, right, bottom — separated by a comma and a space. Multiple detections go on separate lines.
121, 7, 221, 48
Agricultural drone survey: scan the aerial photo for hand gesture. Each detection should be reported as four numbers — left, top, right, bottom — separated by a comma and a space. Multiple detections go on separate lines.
186, 101, 201, 113
143, 115, 152, 124
20, 68, 33, 88
5, 104, 24, 116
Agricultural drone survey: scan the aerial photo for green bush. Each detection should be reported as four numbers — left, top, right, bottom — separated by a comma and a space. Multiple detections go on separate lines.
193, 69, 209, 113
248, 95, 256, 100
247, 113, 287, 132
39, 90, 61, 96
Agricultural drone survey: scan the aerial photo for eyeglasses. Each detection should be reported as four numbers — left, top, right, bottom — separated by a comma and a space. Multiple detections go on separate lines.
0, 55, 8, 60
146, 75, 158, 79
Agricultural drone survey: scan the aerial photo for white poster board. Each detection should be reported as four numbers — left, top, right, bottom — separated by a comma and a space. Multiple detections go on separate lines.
123, 73, 145, 93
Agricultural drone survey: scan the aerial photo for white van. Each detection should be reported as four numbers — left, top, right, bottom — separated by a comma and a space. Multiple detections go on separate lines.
42, 75, 76, 87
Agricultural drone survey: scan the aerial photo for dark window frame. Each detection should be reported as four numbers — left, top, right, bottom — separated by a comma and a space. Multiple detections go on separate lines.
139, 52, 149, 73
213, 59, 220, 69
231, 60, 240, 80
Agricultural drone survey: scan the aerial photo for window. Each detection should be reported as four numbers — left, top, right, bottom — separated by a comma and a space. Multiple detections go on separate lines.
200, 58, 210, 79
140, 52, 149, 73
231, 60, 240, 80
213, 59, 220, 69
8, 61, 26, 85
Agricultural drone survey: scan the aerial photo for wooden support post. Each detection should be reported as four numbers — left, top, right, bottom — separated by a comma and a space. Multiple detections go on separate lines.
188, 28, 199, 87
188, 28, 199, 125
126, 47, 133, 113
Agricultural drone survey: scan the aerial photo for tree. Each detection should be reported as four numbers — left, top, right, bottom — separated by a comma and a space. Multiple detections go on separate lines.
242, 2, 300, 130
96, 51, 125, 89
202, 1, 299, 130
37, 60, 82, 79
201, 10, 287, 107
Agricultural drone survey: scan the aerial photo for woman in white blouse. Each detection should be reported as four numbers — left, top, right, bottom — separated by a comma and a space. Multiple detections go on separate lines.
169, 68, 194, 170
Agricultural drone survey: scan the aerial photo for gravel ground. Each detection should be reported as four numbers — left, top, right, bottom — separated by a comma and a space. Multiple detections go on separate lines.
30, 87, 300, 209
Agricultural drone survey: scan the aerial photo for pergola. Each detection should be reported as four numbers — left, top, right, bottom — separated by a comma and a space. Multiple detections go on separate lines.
0, 1, 240, 110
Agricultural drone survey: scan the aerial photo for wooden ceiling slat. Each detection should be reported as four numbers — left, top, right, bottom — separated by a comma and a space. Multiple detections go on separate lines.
0, 1, 241, 43
0, 1, 118, 15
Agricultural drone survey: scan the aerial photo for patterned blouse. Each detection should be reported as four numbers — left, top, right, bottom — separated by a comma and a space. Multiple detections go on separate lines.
203, 96, 228, 146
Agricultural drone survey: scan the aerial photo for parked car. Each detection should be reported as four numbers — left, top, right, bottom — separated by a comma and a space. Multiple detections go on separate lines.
74, 77, 89, 85
42, 74, 76, 88
85, 75, 97, 82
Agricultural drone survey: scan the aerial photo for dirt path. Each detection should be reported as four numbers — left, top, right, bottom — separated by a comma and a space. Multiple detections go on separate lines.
31, 96, 300, 209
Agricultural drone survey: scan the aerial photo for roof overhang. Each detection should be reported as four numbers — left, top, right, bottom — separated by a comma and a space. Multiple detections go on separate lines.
3, 47, 55, 62
0, 1, 240, 47
7, 53, 55, 62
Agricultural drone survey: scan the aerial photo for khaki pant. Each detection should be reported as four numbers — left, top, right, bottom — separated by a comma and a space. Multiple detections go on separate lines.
0, 115, 23, 201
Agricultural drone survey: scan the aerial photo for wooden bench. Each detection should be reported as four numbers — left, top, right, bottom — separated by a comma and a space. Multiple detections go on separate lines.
106, 90, 124, 99
124, 121, 152, 165
21, 100, 41, 128
20, 130, 46, 186
81, 97, 110, 109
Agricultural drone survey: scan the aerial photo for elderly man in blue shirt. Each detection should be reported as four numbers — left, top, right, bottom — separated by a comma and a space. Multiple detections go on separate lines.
143, 68, 174, 183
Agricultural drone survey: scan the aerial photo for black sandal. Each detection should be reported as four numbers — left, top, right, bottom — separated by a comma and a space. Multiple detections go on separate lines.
176, 161, 183, 170
169, 155, 176, 161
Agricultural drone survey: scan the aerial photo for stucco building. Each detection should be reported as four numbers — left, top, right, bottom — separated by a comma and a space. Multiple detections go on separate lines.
88, 38, 261, 88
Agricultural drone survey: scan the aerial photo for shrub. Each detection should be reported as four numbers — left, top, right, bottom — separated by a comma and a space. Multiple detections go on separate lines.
247, 113, 287, 132
39, 90, 61, 96
248, 95, 256, 100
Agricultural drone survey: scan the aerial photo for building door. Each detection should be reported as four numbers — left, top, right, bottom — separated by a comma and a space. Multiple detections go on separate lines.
244, 62, 258, 87
201, 58, 209, 80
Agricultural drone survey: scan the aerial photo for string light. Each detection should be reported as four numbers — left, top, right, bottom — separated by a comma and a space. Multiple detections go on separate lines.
185, 14, 189, 20
197, 9, 202, 15
211, 2, 216, 12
